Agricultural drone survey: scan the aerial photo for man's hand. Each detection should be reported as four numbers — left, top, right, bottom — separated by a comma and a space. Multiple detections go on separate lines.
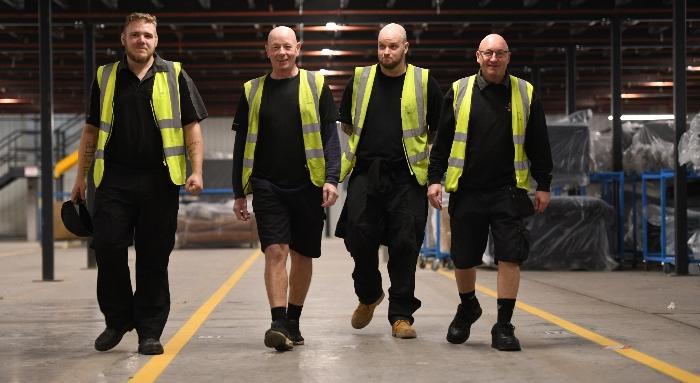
70, 177, 86, 203
427, 183, 442, 209
341, 123, 353, 136
534, 190, 550, 213
233, 197, 250, 221
322, 183, 339, 208
185, 173, 203, 196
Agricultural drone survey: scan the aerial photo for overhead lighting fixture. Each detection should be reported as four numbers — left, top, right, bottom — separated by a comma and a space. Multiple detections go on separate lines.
607, 114, 674, 121
0, 98, 29, 104
639, 81, 673, 87
687, 66, 700, 71
321, 48, 337, 56
325, 22, 339, 31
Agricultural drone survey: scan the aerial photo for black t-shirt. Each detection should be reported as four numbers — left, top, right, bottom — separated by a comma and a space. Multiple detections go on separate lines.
86, 55, 208, 171
339, 67, 443, 174
232, 73, 338, 193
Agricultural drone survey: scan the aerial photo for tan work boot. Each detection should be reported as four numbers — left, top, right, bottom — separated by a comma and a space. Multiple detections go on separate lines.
351, 292, 385, 329
392, 319, 417, 339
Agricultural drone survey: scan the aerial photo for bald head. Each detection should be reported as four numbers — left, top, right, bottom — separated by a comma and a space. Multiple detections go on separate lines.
268, 26, 298, 45
266, 26, 301, 78
378, 23, 407, 43
476, 33, 511, 84
377, 23, 408, 74
478, 33, 509, 51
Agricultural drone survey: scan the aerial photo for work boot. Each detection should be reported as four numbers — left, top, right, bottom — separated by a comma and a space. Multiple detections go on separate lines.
264, 319, 294, 351
138, 338, 164, 355
94, 324, 134, 352
286, 319, 304, 346
391, 319, 417, 339
446, 302, 482, 344
351, 292, 385, 329
491, 322, 521, 351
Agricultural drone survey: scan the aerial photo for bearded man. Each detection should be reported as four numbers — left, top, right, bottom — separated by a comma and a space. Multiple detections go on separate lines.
335, 23, 443, 339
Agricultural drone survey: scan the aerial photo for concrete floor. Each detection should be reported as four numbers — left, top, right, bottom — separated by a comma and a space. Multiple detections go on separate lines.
1, 239, 699, 383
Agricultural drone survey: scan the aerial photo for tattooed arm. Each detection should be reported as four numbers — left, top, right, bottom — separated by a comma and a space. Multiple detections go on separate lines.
183, 121, 204, 195
70, 124, 99, 202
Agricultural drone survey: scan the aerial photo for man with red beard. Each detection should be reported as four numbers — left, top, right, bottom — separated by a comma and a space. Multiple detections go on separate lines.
72, 12, 207, 355
232, 26, 340, 351
336, 23, 442, 339
428, 34, 552, 351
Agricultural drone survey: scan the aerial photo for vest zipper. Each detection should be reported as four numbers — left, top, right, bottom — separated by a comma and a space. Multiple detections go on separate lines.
402, 139, 415, 176
150, 98, 168, 167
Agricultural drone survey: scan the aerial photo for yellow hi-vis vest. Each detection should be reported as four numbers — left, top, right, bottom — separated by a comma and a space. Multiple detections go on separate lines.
339, 64, 430, 185
445, 74, 534, 192
94, 60, 186, 187
240, 69, 326, 194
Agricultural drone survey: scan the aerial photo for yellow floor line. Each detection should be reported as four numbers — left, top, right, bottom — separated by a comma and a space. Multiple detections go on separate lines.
436, 269, 700, 383
130, 249, 262, 383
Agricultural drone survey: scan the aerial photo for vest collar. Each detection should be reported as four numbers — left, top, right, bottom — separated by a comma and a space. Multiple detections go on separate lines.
476, 70, 510, 90
116, 53, 169, 75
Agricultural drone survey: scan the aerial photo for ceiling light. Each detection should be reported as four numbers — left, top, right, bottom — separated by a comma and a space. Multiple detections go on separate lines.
607, 114, 674, 121
0, 98, 29, 104
325, 22, 339, 31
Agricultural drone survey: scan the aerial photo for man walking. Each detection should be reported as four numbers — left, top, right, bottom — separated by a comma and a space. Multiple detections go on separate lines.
427, 34, 552, 351
336, 23, 443, 339
71, 12, 207, 355
231, 26, 340, 351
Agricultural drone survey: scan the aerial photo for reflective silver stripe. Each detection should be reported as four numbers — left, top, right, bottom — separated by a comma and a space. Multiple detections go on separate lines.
163, 61, 182, 127
344, 147, 355, 161
403, 128, 423, 138
306, 71, 321, 125
518, 78, 530, 125
306, 148, 324, 158
448, 157, 464, 167
302, 123, 321, 134
513, 134, 525, 145
99, 121, 111, 133
243, 158, 254, 168
454, 77, 469, 123
453, 132, 467, 142
99, 63, 114, 113
408, 150, 428, 164
95, 149, 104, 159
249, 77, 261, 102
514, 160, 529, 170
157, 119, 179, 129
413, 66, 425, 135
353, 66, 372, 127
164, 146, 185, 157
245, 133, 257, 143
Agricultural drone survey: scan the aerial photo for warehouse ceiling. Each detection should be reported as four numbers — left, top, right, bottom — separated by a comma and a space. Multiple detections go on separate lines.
1, 0, 699, 116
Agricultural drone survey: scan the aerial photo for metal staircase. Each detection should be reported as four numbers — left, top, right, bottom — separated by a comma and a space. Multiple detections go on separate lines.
0, 114, 84, 190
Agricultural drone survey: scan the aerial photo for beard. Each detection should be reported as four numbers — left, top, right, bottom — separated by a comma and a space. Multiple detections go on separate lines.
126, 48, 153, 64
379, 55, 404, 70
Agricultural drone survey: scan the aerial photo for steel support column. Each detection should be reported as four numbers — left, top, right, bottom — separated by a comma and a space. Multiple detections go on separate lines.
566, 45, 576, 115
39, 0, 54, 280
611, 17, 622, 172
673, 0, 688, 275
84, 18, 97, 269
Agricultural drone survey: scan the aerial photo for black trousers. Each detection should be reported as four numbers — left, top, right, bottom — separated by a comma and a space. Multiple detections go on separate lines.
91, 166, 180, 340
339, 169, 427, 324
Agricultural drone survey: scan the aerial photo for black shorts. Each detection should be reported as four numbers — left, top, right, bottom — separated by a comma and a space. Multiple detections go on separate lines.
251, 177, 326, 258
448, 186, 530, 269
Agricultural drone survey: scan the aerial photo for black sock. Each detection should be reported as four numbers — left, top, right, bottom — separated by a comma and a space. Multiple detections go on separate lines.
497, 298, 516, 324
459, 290, 477, 306
271, 306, 286, 322
287, 303, 303, 322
